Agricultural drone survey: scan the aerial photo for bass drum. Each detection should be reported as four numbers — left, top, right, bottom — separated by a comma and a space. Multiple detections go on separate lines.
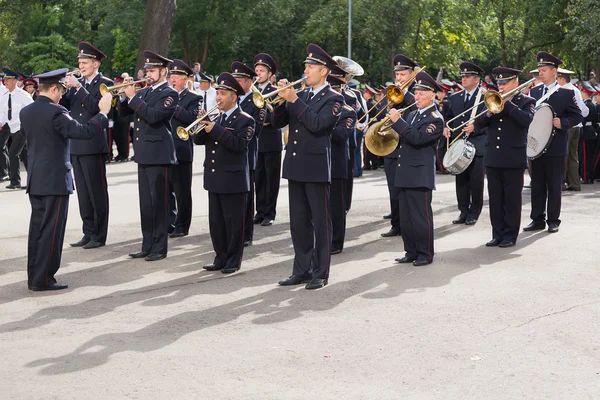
443, 138, 476, 175
526, 103, 554, 159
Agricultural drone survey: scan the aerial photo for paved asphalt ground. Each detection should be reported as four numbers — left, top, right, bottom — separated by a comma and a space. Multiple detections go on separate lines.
1, 152, 599, 399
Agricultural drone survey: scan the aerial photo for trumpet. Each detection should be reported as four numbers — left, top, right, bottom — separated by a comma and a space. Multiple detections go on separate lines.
446, 78, 536, 134
250, 79, 273, 112
99, 79, 150, 96
364, 102, 417, 157
252, 77, 306, 110
176, 104, 221, 141
67, 69, 82, 78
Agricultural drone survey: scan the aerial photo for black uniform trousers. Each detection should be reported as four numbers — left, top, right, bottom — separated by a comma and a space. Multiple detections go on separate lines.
8, 130, 27, 185
0, 125, 11, 177
398, 188, 434, 263
455, 155, 485, 219
288, 180, 332, 280
113, 117, 130, 158
436, 139, 447, 172
579, 139, 596, 182
384, 158, 401, 230
170, 161, 193, 234
208, 191, 247, 270
72, 154, 109, 243
331, 178, 347, 251
487, 167, 525, 243
255, 152, 281, 221
27, 194, 69, 287
364, 146, 379, 169
244, 170, 256, 242
106, 127, 114, 161
345, 152, 355, 213
530, 155, 564, 226
138, 164, 172, 254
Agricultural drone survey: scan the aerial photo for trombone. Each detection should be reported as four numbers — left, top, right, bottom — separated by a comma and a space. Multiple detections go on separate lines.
99, 79, 150, 96
364, 102, 417, 157
446, 78, 536, 136
252, 77, 306, 110
176, 104, 221, 141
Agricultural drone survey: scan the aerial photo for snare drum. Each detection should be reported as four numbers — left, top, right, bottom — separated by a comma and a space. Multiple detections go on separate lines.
526, 103, 554, 159
443, 138, 476, 175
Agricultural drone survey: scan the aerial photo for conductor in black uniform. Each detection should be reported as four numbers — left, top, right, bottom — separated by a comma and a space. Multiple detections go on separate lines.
442, 62, 487, 226
230, 61, 266, 247
167, 59, 200, 238
389, 71, 444, 266
195, 73, 255, 274
273, 43, 344, 290
120, 50, 179, 261
21, 68, 112, 291
381, 54, 417, 238
253, 53, 282, 227
64, 42, 113, 249
477, 67, 535, 247
524, 52, 582, 233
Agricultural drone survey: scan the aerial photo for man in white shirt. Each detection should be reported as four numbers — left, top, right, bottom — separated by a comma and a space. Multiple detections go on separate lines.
557, 68, 589, 191
0, 67, 34, 189
196, 73, 217, 112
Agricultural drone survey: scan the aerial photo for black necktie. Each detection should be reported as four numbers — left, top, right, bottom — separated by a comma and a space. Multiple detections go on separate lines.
203, 93, 207, 111
7, 93, 12, 120
219, 113, 226, 125
307, 91, 314, 102
411, 111, 419, 124
464, 93, 470, 105
544, 87, 548, 96
85, 82, 90, 90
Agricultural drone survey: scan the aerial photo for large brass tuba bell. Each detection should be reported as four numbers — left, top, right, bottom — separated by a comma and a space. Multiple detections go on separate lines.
364, 102, 417, 156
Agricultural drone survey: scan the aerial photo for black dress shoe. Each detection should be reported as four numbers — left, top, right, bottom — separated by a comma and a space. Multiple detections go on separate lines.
5, 183, 21, 189
465, 218, 478, 225
382, 213, 392, 219
305, 278, 328, 290
129, 251, 150, 258
412, 259, 431, 267
29, 282, 68, 291
261, 219, 273, 226
203, 264, 223, 271
145, 253, 166, 261
168, 225, 175, 235
82, 240, 105, 249
70, 237, 90, 247
244, 240, 252, 247
221, 266, 240, 274
523, 221, 545, 232
547, 224, 559, 233
395, 256, 417, 263
452, 216, 467, 224
331, 249, 343, 255
499, 240, 515, 248
253, 216, 263, 224
278, 275, 310, 286
486, 238, 502, 247
169, 231, 187, 238
381, 228, 401, 237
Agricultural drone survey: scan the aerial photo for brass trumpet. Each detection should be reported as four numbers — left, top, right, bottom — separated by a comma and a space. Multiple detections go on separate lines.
251, 79, 273, 112
252, 77, 307, 110
176, 104, 221, 141
67, 69, 82, 78
364, 102, 417, 157
99, 79, 150, 96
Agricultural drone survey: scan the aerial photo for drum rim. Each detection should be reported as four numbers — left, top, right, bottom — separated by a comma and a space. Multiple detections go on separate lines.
527, 103, 555, 160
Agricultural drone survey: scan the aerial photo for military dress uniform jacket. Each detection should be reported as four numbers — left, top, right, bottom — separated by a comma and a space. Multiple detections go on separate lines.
119, 83, 178, 165
581, 99, 597, 141
331, 104, 356, 179
477, 93, 535, 169
529, 85, 583, 156
392, 107, 444, 190
258, 83, 282, 153
66, 73, 113, 155
446, 88, 487, 156
383, 92, 416, 160
193, 107, 255, 193
20, 96, 108, 195
171, 88, 201, 162
341, 89, 360, 149
273, 86, 344, 183
239, 93, 266, 170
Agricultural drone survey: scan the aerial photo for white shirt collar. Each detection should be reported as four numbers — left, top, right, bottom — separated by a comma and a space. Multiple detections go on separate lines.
309, 83, 329, 96
544, 81, 558, 90
85, 73, 99, 85
151, 81, 168, 91
465, 87, 478, 97
418, 104, 435, 114
240, 90, 252, 103
222, 104, 238, 120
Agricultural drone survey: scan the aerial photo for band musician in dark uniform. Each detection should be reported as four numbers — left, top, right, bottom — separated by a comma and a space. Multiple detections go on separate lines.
194, 73, 255, 274
253, 53, 282, 227
273, 43, 344, 290
579, 81, 597, 185
381, 54, 416, 238
120, 50, 179, 261
167, 60, 200, 238
523, 51, 582, 233
388, 71, 444, 266
476, 67, 535, 248
442, 62, 487, 226
21, 68, 112, 291
64, 42, 113, 249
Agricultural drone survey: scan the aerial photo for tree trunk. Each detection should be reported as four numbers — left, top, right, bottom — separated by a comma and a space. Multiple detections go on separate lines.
498, 6, 507, 66
136, 0, 177, 71
201, 32, 211, 71
181, 26, 190, 65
